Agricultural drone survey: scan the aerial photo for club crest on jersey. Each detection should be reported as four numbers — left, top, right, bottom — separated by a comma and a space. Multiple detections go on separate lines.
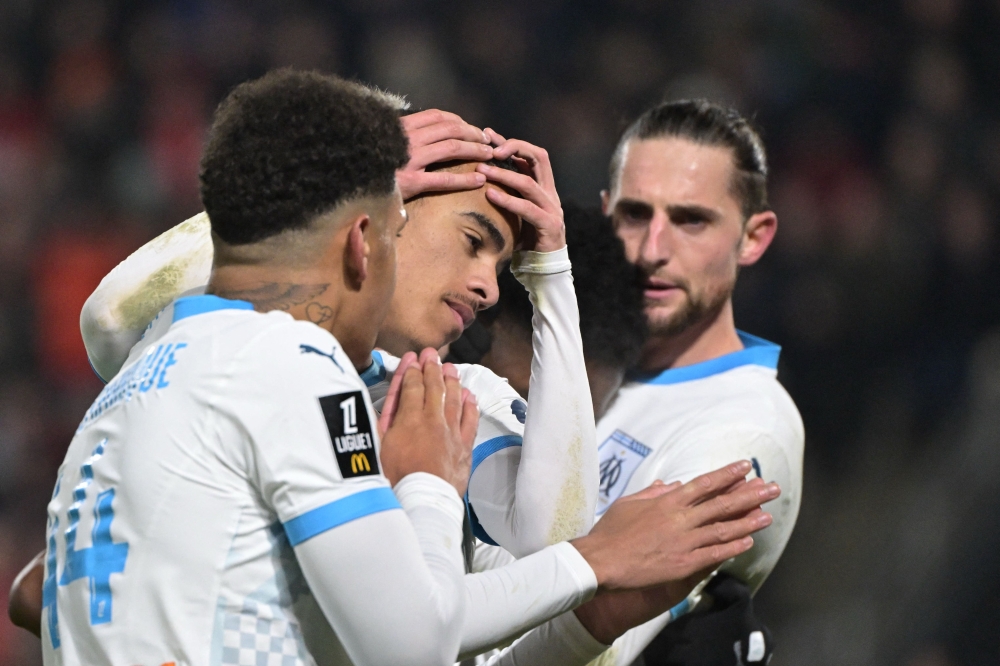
596, 430, 652, 515
319, 391, 379, 478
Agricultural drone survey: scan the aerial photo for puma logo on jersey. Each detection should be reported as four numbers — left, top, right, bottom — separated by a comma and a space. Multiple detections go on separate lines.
300, 344, 343, 372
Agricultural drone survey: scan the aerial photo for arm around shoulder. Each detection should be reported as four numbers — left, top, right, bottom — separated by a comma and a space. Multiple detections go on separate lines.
8, 550, 44, 637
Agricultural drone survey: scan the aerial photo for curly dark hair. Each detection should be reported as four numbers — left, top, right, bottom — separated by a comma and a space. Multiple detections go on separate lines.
492, 203, 647, 370
200, 69, 410, 245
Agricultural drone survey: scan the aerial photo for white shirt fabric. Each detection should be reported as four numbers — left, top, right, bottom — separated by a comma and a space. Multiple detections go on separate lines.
481, 332, 805, 666
78, 213, 602, 661
44, 295, 469, 666
82, 212, 598, 558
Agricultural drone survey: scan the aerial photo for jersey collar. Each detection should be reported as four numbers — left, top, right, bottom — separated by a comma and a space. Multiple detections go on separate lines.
631, 331, 781, 386
359, 350, 387, 387
172, 294, 254, 323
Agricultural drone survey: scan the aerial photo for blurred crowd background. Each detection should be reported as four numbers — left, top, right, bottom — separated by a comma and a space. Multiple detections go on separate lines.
1, 0, 998, 664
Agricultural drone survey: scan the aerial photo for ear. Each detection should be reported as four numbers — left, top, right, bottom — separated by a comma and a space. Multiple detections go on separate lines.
345, 214, 371, 289
738, 210, 777, 267
600, 190, 611, 215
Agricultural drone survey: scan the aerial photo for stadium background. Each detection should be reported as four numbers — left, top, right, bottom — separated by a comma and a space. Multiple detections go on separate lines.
1, 0, 998, 663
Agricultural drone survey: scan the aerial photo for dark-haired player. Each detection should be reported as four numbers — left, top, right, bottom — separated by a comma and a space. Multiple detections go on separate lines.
451, 203, 647, 422
40, 68, 484, 666
80, 148, 600, 565
21, 74, 777, 663
572, 100, 806, 665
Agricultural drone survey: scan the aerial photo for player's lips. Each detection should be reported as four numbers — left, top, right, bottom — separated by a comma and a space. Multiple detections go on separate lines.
643, 277, 682, 300
445, 299, 475, 329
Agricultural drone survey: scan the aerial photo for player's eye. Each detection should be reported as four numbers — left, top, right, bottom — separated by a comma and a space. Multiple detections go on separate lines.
615, 202, 653, 226
673, 213, 710, 227
465, 233, 484, 252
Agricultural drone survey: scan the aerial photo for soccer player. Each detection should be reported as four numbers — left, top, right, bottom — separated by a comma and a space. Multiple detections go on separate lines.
42, 69, 482, 666
454, 202, 647, 422
585, 100, 806, 664
81, 127, 596, 559
20, 77, 782, 664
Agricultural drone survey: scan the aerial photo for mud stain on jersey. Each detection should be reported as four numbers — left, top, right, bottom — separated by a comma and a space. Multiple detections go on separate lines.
114, 214, 214, 330
115, 260, 191, 330
587, 645, 617, 666
547, 428, 587, 545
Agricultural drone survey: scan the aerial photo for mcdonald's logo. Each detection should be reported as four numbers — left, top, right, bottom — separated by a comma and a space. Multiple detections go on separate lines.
322, 391, 379, 478
351, 453, 370, 474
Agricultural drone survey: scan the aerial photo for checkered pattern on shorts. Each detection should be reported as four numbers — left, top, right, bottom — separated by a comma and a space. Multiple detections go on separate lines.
219, 598, 307, 666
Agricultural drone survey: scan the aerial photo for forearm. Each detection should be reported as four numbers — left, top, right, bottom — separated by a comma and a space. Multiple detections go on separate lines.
472, 247, 597, 556
8, 550, 44, 637
295, 474, 466, 666
458, 541, 597, 660
517, 248, 598, 549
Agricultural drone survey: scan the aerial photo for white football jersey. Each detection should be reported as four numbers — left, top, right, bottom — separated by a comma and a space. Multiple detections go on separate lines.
587, 331, 805, 665
364, 352, 526, 545
90, 218, 597, 560
43, 295, 397, 666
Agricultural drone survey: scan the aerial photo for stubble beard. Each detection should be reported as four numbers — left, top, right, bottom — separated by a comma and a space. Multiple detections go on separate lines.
645, 279, 734, 338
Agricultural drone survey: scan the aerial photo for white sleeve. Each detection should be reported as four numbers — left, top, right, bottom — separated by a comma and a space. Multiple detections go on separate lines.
466, 247, 598, 557
481, 610, 609, 666
458, 541, 597, 660
295, 473, 467, 666
81, 213, 213, 381
224, 323, 467, 666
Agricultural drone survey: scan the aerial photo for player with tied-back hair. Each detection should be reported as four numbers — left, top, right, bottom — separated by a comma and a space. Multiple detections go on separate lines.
14, 73, 782, 666
554, 100, 804, 665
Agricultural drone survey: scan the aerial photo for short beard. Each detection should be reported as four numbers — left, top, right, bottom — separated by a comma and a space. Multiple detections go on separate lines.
646, 282, 733, 337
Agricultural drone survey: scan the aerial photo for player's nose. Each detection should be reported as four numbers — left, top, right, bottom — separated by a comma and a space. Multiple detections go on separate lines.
640, 212, 671, 264
468, 267, 498, 309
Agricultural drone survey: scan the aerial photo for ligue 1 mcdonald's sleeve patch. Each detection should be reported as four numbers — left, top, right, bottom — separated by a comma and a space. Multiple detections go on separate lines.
319, 391, 380, 478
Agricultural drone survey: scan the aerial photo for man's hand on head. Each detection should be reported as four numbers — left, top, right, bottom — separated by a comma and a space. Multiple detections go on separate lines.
476, 129, 566, 253
398, 110, 493, 201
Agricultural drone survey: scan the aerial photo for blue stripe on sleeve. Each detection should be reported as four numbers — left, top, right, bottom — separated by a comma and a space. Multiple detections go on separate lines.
465, 435, 523, 546
467, 498, 499, 546
470, 435, 523, 478
669, 597, 691, 621
283, 487, 401, 546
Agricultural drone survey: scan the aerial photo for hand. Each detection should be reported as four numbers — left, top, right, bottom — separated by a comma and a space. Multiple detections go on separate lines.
569, 466, 778, 643
378, 351, 418, 437
476, 130, 566, 253
571, 461, 778, 592
9, 550, 44, 637
379, 348, 479, 495
397, 110, 493, 201
574, 579, 703, 646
